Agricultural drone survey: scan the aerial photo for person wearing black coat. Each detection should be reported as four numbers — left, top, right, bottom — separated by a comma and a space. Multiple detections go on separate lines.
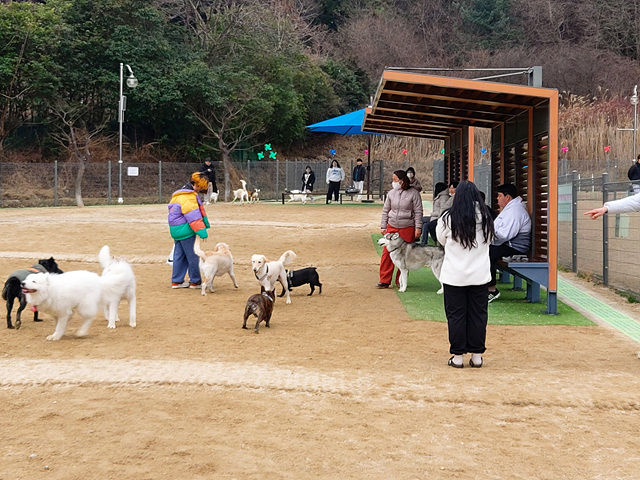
200, 157, 218, 204
628, 154, 640, 194
301, 165, 316, 192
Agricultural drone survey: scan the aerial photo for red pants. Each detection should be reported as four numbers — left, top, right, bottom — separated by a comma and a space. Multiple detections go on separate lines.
379, 225, 415, 285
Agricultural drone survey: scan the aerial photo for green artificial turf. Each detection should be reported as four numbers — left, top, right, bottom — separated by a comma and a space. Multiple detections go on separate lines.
372, 234, 594, 326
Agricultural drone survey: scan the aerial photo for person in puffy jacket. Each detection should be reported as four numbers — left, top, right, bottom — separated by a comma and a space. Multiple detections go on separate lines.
377, 169, 423, 288
168, 172, 210, 289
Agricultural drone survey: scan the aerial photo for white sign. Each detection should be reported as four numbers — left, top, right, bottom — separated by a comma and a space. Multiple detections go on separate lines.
127, 166, 139, 177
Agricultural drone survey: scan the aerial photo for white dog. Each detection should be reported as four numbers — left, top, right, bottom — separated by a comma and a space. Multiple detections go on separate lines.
378, 233, 444, 294
22, 247, 134, 340
250, 189, 260, 203
210, 191, 219, 204
251, 250, 297, 304
194, 237, 239, 296
98, 245, 137, 329
232, 180, 249, 204
287, 190, 314, 204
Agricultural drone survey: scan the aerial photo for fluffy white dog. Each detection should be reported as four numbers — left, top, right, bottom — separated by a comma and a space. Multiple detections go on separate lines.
287, 190, 314, 204
193, 237, 239, 296
232, 180, 249, 204
22, 246, 136, 340
98, 245, 137, 329
251, 250, 297, 304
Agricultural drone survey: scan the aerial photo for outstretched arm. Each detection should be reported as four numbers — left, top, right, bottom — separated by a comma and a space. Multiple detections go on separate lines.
584, 206, 608, 219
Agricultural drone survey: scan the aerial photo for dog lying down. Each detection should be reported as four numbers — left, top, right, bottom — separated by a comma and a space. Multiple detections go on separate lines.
251, 250, 297, 304
22, 246, 136, 340
3, 257, 63, 329
278, 267, 322, 297
194, 236, 238, 296
242, 287, 276, 333
378, 233, 444, 294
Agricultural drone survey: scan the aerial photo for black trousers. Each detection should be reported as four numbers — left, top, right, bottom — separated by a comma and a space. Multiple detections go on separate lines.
327, 181, 341, 202
489, 243, 527, 286
427, 219, 439, 244
444, 283, 489, 355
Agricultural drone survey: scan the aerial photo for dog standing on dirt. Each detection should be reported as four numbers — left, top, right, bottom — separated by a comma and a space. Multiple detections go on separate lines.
250, 189, 260, 203
3, 257, 63, 329
378, 232, 444, 293
193, 236, 239, 296
251, 250, 297, 304
279, 267, 322, 297
242, 287, 276, 333
22, 246, 135, 340
98, 245, 137, 329
232, 180, 249, 204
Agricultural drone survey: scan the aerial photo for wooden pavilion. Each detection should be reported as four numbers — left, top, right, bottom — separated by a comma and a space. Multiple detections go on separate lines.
362, 70, 559, 313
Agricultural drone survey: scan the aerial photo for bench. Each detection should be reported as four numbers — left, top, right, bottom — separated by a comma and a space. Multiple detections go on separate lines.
496, 255, 557, 314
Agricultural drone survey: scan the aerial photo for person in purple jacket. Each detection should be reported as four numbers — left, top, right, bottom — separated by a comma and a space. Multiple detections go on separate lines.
168, 172, 210, 289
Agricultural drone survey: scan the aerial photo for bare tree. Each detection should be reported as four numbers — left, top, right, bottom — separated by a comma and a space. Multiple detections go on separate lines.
49, 104, 111, 207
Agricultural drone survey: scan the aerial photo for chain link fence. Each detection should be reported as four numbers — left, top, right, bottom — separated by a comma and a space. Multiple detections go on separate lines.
0, 159, 388, 207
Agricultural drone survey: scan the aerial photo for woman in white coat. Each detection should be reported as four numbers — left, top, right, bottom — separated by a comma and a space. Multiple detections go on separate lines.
436, 181, 494, 368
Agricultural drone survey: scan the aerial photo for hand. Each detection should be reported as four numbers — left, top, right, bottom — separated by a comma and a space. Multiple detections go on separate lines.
415, 229, 422, 240
584, 206, 608, 219
381, 229, 386, 235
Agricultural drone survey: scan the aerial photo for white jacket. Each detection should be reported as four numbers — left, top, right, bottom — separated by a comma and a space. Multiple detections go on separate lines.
605, 192, 640, 214
492, 196, 531, 252
436, 207, 492, 286
326, 167, 345, 183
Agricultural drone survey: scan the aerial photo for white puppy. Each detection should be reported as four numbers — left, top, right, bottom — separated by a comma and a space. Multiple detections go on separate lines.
193, 237, 239, 296
287, 193, 313, 204
22, 248, 133, 341
251, 250, 297, 304
210, 191, 219, 204
98, 245, 137, 328
232, 180, 249, 204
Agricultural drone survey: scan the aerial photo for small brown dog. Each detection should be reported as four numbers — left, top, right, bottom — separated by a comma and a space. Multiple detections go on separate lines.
242, 287, 276, 333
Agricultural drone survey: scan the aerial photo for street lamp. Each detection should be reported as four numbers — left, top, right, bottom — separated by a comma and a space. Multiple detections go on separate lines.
118, 63, 138, 204
631, 85, 638, 161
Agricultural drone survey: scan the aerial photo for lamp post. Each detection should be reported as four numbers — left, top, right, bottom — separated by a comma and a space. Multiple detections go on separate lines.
118, 63, 138, 204
631, 85, 638, 161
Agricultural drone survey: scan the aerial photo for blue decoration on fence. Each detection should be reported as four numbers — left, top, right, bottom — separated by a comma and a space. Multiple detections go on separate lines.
480, 147, 487, 155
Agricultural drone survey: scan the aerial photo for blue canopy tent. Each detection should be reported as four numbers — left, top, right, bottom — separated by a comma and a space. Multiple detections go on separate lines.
306, 108, 380, 200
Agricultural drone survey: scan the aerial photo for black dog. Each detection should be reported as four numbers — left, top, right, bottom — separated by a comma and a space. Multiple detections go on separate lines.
278, 267, 322, 297
2, 257, 63, 329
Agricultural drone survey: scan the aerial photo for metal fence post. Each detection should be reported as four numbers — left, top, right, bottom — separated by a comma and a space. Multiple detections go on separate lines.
379, 160, 384, 198
275, 159, 279, 195
285, 159, 289, 190
158, 161, 162, 202
54, 160, 59, 207
107, 161, 111, 205
602, 172, 609, 286
572, 170, 578, 272
247, 159, 250, 186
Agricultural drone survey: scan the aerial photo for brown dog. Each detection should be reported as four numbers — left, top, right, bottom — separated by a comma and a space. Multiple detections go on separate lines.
242, 287, 276, 333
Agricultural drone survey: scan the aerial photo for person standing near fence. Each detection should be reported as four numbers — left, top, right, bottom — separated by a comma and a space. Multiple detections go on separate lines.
301, 165, 315, 193
168, 172, 210, 289
326, 159, 345, 204
352, 158, 366, 200
406, 167, 423, 192
436, 180, 494, 369
628, 154, 640, 194
200, 157, 218, 204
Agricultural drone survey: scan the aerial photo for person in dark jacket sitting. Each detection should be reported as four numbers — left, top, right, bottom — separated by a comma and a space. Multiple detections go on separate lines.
628, 154, 640, 194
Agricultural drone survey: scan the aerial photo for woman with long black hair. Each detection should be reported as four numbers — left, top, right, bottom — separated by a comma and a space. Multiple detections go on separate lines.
436, 181, 494, 368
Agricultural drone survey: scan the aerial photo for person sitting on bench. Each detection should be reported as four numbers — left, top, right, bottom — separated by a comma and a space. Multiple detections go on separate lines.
487, 183, 531, 303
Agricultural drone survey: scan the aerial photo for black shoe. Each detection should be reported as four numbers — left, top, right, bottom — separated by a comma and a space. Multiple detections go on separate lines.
488, 289, 501, 303
448, 356, 464, 368
376, 282, 390, 289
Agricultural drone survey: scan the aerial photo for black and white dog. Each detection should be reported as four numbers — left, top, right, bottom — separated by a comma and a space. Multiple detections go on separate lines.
278, 267, 322, 297
2, 257, 63, 329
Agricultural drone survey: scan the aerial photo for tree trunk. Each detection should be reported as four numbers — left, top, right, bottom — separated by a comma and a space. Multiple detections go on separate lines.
75, 159, 86, 207
219, 137, 232, 202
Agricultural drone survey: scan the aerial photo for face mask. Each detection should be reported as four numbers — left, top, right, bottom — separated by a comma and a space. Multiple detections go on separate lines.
407, 172, 414, 178
392, 181, 401, 190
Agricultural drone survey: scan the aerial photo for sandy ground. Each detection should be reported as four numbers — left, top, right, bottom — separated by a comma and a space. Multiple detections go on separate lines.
0, 202, 639, 480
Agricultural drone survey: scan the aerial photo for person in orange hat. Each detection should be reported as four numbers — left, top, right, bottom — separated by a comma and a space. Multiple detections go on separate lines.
167, 172, 210, 289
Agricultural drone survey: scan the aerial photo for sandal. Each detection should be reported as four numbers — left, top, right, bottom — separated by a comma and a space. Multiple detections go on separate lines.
469, 357, 483, 368
447, 356, 463, 369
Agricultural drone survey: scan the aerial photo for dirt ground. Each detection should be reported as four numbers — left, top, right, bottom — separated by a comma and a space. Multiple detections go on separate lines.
1, 202, 639, 480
